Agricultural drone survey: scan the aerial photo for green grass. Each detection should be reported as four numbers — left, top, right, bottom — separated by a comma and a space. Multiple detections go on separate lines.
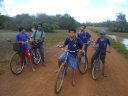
89, 27, 128, 58
109, 38, 128, 58
0, 68, 4, 75
45, 30, 67, 47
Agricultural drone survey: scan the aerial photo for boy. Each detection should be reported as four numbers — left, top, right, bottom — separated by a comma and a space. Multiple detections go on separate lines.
77, 25, 92, 52
33, 23, 45, 65
58, 28, 84, 86
16, 27, 35, 71
91, 29, 111, 77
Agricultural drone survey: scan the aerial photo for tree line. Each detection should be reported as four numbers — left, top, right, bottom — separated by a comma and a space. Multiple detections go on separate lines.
86, 13, 128, 33
0, 13, 80, 32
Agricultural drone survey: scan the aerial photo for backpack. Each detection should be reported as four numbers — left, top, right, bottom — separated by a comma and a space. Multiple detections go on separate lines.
33, 30, 44, 40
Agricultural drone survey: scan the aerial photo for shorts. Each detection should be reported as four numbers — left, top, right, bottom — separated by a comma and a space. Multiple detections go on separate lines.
92, 49, 106, 64
59, 52, 77, 70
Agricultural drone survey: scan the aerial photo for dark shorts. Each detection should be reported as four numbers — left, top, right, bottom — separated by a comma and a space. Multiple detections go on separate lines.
92, 49, 106, 64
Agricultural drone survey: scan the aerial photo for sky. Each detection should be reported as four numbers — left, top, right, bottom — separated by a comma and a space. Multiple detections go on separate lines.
0, 0, 128, 23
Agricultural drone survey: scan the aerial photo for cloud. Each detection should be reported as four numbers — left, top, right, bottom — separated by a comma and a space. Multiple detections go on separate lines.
1, 0, 128, 22
106, 0, 128, 4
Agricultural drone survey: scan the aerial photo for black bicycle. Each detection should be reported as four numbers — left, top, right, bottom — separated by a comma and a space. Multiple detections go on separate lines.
30, 40, 41, 65
77, 44, 88, 74
92, 49, 109, 80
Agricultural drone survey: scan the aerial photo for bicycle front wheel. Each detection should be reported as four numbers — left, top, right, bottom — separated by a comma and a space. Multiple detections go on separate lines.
55, 62, 67, 94
77, 53, 88, 74
10, 52, 24, 75
31, 49, 41, 65
92, 59, 101, 80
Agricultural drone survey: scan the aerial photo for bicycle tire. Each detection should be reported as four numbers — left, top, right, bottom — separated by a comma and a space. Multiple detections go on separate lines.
77, 53, 88, 74
55, 62, 67, 94
31, 49, 41, 65
92, 59, 101, 80
10, 52, 25, 75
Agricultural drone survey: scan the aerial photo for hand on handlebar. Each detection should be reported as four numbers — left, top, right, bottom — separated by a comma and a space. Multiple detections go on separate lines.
106, 50, 111, 53
57, 45, 62, 48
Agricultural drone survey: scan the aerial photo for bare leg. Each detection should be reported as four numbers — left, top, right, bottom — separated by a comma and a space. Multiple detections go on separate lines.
102, 64, 107, 77
41, 54, 46, 66
72, 69, 76, 87
55, 60, 62, 73
29, 59, 35, 71
58, 60, 62, 67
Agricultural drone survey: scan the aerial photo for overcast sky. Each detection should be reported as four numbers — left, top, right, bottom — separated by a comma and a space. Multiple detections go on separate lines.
0, 0, 128, 22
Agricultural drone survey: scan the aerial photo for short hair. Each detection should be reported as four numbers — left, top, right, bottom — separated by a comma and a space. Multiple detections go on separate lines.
38, 23, 43, 27
68, 28, 76, 33
81, 24, 86, 28
19, 27, 24, 32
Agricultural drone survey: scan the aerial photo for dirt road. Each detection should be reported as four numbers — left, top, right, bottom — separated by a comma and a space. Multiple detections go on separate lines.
0, 30, 128, 96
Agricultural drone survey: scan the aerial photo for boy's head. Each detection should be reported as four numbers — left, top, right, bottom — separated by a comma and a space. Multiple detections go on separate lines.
68, 28, 76, 38
99, 29, 106, 38
31, 27, 36, 32
19, 27, 25, 33
80, 24, 86, 32
38, 23, 43, 30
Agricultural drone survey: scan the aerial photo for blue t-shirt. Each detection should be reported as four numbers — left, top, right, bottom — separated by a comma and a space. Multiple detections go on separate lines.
64, 37, 83, 57
77, 32, 91, 44
16, 32, 29, 50
96, 37, 111, 52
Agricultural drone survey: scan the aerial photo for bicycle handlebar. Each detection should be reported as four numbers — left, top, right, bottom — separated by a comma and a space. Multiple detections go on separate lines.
57, 47, 78, 53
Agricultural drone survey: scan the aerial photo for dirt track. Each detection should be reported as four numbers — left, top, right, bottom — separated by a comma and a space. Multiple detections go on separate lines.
0, 30, 128, 96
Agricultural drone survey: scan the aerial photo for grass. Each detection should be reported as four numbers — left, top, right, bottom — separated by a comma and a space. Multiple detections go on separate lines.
89, 27, 128, 58
45, 30, 67, 47
110, 38, 128, 58
0, 68, 4, 75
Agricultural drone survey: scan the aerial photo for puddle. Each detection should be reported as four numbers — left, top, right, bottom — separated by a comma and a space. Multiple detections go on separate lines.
107, 35, 128, 50
107, 35, 117, 40
122, 39, 128, 50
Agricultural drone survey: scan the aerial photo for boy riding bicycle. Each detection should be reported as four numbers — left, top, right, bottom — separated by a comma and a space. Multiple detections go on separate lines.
91, 29, 111, 77
16, 27, 35, 71
77, 25, 92, 52
57, 28, 85, 86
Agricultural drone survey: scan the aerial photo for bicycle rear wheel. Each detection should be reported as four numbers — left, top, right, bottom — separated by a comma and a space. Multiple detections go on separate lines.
77, 53, 88, 74
31, 49, 41, 65
10, 52, 24, 75
92, 59, 101, 80
55, 62, 67, 94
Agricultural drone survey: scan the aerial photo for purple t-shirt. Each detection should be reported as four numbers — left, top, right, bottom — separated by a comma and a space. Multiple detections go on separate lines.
96, 37, 111, 52
64, 37, 83, 57
16, 32, 29, 50
77, 32, 91, 44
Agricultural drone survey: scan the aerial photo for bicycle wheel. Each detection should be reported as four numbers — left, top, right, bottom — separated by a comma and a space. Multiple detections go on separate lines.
77, 53, 88, 74
31, 49, 41, 65
10, 52, 24, 75
55, 62, 67, 94
92, 59, 101, 80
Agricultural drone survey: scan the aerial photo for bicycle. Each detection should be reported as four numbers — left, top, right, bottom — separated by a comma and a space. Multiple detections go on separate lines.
92, 48, 109, 80
55, 48, 77, 94
30, 40, 41, 65
77, 43, 89, 74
